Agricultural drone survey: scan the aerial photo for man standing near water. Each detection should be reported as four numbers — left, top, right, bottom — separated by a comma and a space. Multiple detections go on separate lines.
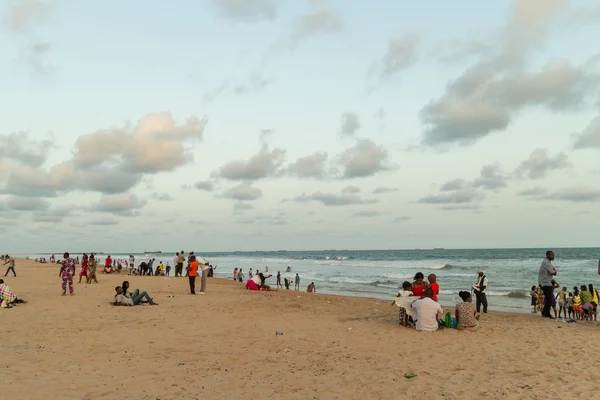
473, 269, 488, 313
539, 250, 557, 319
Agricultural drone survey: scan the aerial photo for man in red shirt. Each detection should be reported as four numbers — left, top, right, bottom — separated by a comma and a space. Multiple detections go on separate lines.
188, 256, 199, 295
428, 274, 440, 302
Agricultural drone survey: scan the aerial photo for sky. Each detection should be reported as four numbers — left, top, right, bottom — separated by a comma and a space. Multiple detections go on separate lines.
1, 0, 600, 253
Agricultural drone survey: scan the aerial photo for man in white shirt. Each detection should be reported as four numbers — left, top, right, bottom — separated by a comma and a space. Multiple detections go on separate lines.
411, 288, 444, 332
198, 258, 210, 294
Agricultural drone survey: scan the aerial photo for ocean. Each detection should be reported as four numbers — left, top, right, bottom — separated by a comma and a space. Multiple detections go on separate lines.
20, 248, 600, 313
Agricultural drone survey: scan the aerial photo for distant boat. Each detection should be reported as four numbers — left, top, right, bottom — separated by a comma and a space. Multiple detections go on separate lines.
145, 250, 162, 254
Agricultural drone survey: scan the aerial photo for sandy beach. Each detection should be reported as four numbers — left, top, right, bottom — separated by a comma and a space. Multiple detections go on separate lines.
2, 257, 599, 400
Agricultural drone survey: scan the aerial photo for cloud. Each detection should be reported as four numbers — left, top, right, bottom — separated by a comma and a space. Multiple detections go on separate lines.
193, 181, 215, 191
516, 148, 570, 178
440, 178, 468, 192
337, 139, 390, 178
341, 186, 361, 194
6, 196, 51, 211
150, 192, 172, 201
379, 34, 419, 79
472, 165, 507, 190
0, 131, 53, 167
353, 211, 380, 217
222, 183, 263, 201
286, 152, 328, 179
517, 187, 548, 197
420, 1, 599, 147
573, 115, 600, 150
373, 187, 397, 195
210, 0, 277, 22
289, 8, 343, 49
392, 216, 411, 223
73, 112, 207, 174
234, 72, 272, 95
88, 217, 119, 226
418, 189, 482, 205
233, 202, 254, 213
93, 193, 146, 216
339, 112, 360, 137
214, 146, 285, 181
293, 191, 378, 207
545, 186, 600, 202
32, 204, 75, 223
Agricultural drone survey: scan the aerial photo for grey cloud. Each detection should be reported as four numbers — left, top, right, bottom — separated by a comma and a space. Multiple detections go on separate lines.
392, 216, 411, 223
472, 165, 507, 190
373, 187, 397, 195
573, 115, 600, 150
0, 131, 53, 168
516, 148, 570, 179
234, 72, 272, 95
341, 186, 361, 194
210, 0, 277, 22
544, 187, 600, 203
353, 211, 380, 217
73, 112, 207, 174
222, 183, 262, 201
286, 152, 328, 179
337, 139, 390, 179
380, 34, 419, 79
151, 192, 172, 201
6, 196, 51, 211
293, 191, 378, 207
517, 187, 548, 197
202, 82, 229, 104
93, 193, 146, 216
193, 181, 215, 191
32, 204, 75, 223
215, 146, 285, 181
421, 0, 598, 147
418, 189, 481, 205
289, 8, 342, 48
89, 218, 119, 226
340, 112, 360, 137
233, 202, 254, 213
441, 204, 481, 211
440, 178, 468, 192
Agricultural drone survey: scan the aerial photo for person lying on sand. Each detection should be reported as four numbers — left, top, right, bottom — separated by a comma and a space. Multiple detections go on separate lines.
0, 279, 27, 308
113, 286, 158, 306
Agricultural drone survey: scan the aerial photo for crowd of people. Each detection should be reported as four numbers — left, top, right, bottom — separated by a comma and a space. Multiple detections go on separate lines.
231, 267, 315, 293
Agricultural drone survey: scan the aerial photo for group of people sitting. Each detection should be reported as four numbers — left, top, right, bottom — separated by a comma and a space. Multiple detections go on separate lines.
112, 281, 158, 306
394, 272, 481, 332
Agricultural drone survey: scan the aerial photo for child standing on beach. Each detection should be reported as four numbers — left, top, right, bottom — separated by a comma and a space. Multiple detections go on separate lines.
557, 286, 568, 319
530, 286, 538, 313
428, 274, 439, 302
393, 281, 413, 326
566, 292, 574, 319
87, 254, 98, 284
573, 289, 582, 320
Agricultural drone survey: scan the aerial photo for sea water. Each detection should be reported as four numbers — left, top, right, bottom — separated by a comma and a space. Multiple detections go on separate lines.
21, 248, 600, 313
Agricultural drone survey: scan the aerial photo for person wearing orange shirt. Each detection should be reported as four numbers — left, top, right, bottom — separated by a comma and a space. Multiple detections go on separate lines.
188, 256, 199, 295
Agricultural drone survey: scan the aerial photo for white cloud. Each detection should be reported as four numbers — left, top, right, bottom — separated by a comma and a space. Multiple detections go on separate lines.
516, 148, 570, 179
93, 194, 146, 216
210, 0, 277, 22
289, 8, 343, 48
337, 139, 390, 179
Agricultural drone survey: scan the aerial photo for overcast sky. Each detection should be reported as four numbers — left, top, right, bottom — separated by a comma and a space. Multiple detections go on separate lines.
1, 0, 600, 253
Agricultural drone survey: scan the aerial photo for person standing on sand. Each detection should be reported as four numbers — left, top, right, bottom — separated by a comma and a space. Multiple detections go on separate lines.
199, 259, 209, 295
59, 252, 76, 296
473, 269, 488, 313
188, 256, 198, 294
178, 251, 185, 277
87, 254, 98, 283
539, 250, 557, 319
3, 255, 16, 277
295, 273, 300, 291
238, 269, 244, 283
277, 271, 282, 289
79, 254, 88, 283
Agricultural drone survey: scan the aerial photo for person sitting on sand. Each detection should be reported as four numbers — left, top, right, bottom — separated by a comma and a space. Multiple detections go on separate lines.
456, 291, 480, 332
0, 279, 27, 308
428, 274, 439, 302
410, 288, 443, 332
246, 273, 262, 291
411, 272, 428, 298
393, 281, 413, 326
307, 282, 316, 293
115, 283, 157, 306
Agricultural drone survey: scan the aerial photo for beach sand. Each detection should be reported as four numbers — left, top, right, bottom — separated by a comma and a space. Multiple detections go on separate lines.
2, 258, 599, 400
